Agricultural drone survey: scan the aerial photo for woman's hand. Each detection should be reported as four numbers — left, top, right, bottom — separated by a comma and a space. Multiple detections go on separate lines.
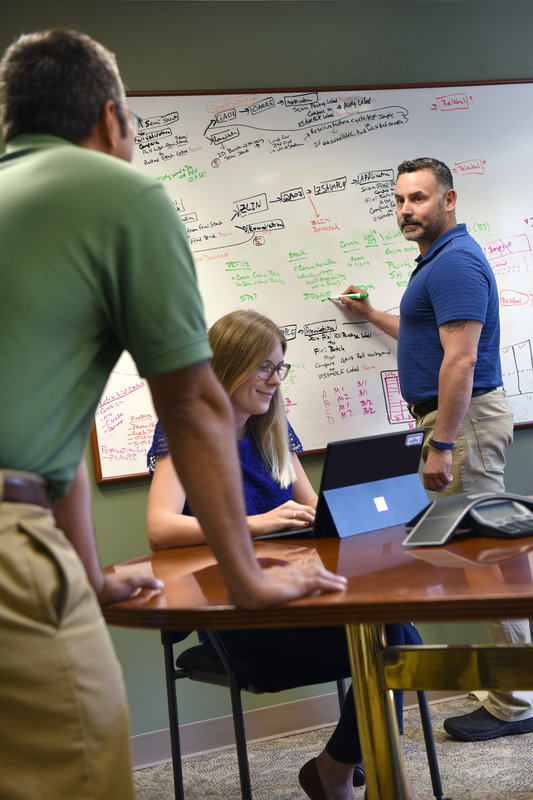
248, 500, 316, 537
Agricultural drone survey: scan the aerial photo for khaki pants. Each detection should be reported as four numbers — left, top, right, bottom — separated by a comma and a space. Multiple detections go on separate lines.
416, 388, 514, 496
0, 492, 135, 800
414, 389, 533, 721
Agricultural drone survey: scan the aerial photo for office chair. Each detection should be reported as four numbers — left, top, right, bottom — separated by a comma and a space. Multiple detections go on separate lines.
161, 630, 447, 800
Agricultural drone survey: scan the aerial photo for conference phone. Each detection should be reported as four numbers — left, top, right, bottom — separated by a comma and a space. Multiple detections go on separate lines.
402, 492, 533, 547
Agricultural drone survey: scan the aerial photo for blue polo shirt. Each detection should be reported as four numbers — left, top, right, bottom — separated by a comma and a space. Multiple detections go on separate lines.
397, 223, 502, 404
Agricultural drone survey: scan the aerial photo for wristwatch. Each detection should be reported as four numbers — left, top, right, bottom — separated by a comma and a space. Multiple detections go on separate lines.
429, 438, 454, 451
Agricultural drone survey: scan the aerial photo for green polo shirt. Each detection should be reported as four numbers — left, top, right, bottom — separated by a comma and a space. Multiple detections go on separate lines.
0, 135, 211, 500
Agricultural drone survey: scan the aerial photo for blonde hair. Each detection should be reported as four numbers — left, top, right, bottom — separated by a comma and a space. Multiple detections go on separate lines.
209, 310, 295, 488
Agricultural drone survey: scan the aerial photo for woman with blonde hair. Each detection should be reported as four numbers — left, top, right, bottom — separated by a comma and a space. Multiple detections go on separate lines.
146, 309, 419, 800
147, 309, 317, 545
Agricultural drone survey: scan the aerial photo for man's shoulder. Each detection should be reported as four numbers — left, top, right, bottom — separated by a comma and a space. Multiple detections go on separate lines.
41, 142, 168, 219
4, 136, 165, 207
63, 145, 157, 190
10, 135, 158, 195
433, 226, 490, 269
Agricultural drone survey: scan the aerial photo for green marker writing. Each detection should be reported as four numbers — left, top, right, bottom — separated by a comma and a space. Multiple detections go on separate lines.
322, 292, 369, 302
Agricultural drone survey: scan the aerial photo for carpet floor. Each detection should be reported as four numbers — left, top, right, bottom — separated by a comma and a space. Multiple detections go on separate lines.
134, 695, 533, 799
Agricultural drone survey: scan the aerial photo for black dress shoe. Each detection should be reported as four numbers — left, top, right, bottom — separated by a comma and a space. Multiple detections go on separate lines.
444, 705, 533, 741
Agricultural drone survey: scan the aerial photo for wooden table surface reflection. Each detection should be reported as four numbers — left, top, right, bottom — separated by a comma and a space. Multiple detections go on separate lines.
103, 527, 533, 799
104, 526, 533, 629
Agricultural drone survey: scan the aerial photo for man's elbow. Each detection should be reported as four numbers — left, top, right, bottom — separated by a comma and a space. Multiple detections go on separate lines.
148, 362, 224, 430
451, 350, 478, 373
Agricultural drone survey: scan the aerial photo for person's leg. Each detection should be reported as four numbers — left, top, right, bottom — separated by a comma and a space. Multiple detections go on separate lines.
216, 622, 419, 798
450, 394, 532, 718
444, 388, 514, 496
215, 625, 351, 673
418, 392, 533, 736
0, 503, 135, 800
417, 389, 514, 497
444, 616, 533, 741
485, 618, 533, 721
299, 624, 419, 800
214, 625, 357, 799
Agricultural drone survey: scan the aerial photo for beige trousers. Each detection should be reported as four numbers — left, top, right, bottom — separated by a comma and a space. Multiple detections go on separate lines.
0, 489, 135, 800
414, 389, 533, 721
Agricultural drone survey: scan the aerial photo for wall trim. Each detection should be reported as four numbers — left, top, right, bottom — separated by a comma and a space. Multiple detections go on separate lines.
131, 689, 464, 770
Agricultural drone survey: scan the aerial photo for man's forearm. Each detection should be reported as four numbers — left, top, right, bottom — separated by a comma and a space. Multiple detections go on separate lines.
53, 458, 105, 595
434, 355, 475, 442
422, 319, 481, 492
339, 290, 400, 340
365, 309, 400, 340
433, 320, 481, 442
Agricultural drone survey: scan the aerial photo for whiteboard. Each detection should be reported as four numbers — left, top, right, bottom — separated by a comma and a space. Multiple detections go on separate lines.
92, 82, 533, 481
92, 351, 156, 481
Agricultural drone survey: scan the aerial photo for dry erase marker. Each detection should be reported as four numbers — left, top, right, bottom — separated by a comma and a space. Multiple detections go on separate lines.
322, 292, 369, 302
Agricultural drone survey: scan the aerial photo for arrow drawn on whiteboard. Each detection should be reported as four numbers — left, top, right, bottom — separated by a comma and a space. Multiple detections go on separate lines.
192, 234, 256, 254
203, 118, 217, 137
307, 194, 320, 218
202, 106, 408, 140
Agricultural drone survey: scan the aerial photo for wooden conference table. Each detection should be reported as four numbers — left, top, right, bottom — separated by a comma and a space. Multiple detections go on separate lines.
103, 526, 533, 799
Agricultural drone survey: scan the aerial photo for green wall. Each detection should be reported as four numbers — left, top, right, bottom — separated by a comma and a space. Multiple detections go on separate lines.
4, 0, 533, 738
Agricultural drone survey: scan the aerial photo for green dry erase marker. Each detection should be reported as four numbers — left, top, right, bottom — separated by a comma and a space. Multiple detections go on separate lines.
322, 292, 369, 302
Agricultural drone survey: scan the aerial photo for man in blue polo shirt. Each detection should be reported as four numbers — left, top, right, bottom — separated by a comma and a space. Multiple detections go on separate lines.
341, 157, 533, 742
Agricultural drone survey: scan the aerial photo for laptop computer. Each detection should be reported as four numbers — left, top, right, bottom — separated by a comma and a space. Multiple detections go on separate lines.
256, 428, 430, 540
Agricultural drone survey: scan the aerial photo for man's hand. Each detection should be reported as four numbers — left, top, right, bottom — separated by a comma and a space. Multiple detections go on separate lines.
422, 448, 453, 493
339, 285, 400, 340
338, 284, 374, 318
230, 562, 347, 609
98, 572, 164, 605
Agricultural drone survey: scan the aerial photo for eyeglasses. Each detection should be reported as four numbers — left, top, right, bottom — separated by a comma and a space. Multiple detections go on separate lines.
256, 362, 291, 381
127, 107, 143, 133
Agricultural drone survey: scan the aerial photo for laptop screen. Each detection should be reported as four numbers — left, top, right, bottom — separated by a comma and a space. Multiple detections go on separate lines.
256, 428, 429, 540
314, 428, 428, 539
319, 428, 426, 491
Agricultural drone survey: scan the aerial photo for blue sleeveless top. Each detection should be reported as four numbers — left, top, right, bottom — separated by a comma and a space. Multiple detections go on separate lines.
147, 420, 303, 513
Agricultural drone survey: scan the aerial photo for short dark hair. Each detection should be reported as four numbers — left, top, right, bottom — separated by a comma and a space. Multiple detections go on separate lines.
0, 29, 127, 144
397, 157, 454, 192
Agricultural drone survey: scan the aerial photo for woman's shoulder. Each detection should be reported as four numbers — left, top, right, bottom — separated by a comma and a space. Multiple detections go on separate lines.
287, 420, 303, 453
146, 420, 169, 473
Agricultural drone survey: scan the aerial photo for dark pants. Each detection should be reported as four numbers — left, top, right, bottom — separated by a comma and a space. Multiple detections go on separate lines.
208, 622, 422, 765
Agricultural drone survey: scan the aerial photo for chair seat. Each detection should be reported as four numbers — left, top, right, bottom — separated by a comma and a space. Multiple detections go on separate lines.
176, 643, 351, 693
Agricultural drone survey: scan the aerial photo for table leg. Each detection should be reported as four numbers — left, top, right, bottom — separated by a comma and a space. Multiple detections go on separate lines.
345, 622, 408, 800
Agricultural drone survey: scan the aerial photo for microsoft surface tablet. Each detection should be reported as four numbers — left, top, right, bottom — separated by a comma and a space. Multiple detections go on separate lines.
256, 428, 428, 540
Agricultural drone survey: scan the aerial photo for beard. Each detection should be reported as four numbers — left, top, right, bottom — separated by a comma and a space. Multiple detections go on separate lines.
399, 200, 448, 244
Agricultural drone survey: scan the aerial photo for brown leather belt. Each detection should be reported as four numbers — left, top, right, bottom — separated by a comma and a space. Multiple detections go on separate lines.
2, 476, 50, 508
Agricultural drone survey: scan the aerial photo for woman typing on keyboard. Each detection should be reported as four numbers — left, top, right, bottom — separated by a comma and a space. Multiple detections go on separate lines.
147, 310, 316, 545
146, 310, 419, 800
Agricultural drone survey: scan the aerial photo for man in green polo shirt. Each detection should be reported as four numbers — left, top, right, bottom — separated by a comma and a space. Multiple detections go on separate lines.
0, 29, 345, 800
